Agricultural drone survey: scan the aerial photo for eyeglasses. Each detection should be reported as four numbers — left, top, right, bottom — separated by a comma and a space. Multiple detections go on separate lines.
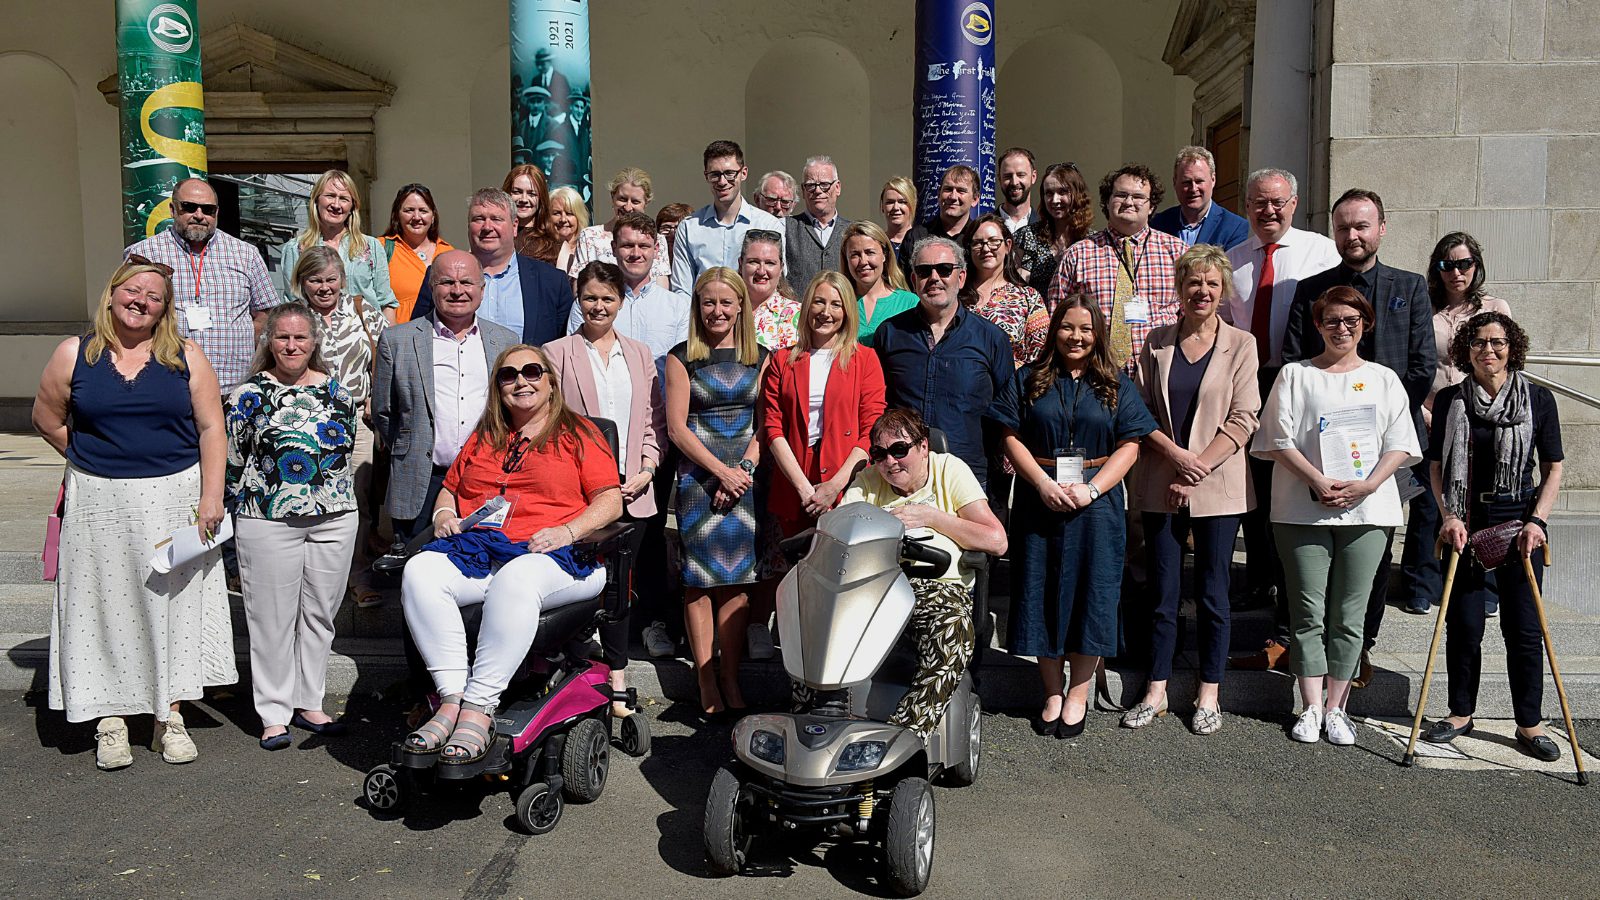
705, 169, 743, 184
1110, 191, 1150, 205
1470, 338, 1510, 351
970, 237, 1007, 252
495, 362, 548, 385
802, 180, 838, 194
912, 262, 959, 279
1320, 316, 1364, 333
177, 201, 218, 217
1249, 198, 1292, 212
1436, 258, 1477, 274
869, 441, 915, 463
755, 193, 795, 211
125, 253, 175, 277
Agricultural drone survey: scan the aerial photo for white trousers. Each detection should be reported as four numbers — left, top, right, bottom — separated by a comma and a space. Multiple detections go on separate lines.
401, 551, 606, 708
235, 512, 359, 727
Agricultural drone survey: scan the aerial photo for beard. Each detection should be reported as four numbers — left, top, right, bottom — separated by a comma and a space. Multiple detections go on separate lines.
177, 220, 214, 244
1002, 184, 1029, 205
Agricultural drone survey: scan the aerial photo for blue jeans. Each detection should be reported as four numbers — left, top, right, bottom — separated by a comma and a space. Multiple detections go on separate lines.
1143, 512, 1238, 684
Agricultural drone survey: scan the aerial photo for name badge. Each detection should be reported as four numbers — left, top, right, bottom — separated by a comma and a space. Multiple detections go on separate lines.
185, 303, 213, 331
1123, 298, 1150, 323
1054, 448, 1085, 485
477, 493, 517, 531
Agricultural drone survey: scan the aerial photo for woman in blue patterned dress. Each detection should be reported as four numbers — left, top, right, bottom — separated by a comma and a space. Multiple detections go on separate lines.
665, 267, 771, 717
226, 303, 359, 750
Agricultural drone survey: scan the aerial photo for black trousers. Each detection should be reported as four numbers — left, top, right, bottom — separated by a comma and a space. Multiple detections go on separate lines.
1143, 511, 1237, 683
598, 511, 654, 669
1445, 550, 1546, 728
396, 465, 450, 700
1245, 368, 1291, 644
1398, 461, 1444, 609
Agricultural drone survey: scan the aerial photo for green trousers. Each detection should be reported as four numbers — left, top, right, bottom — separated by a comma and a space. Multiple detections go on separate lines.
1273, 523, 1392, 681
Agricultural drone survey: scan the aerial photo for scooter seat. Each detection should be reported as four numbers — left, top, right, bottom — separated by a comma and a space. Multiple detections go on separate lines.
529, 595, 604, 653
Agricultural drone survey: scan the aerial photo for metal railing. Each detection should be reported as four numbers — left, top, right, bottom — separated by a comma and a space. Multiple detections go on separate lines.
1526, 355, 1600, 411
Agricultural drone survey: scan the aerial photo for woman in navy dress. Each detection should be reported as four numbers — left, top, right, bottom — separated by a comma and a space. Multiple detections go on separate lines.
993, 294, 1158, 738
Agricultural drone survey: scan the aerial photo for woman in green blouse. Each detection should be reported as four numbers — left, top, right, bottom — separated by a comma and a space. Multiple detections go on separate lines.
840, 220, 920, 346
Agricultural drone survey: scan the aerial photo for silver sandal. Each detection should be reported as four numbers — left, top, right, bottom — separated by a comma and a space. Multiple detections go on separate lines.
402, 694, 462, 759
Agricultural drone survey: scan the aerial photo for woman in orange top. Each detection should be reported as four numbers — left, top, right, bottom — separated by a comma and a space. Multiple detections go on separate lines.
381, 183, 453, 322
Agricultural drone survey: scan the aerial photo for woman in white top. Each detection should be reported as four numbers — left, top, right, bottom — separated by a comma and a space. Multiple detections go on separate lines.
567, 168, 671, 286
548, 186, 588, 275
1251, 285, 1420, 747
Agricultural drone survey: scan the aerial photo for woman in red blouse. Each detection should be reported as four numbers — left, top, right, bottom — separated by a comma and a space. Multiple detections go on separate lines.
400, 345, 622, 772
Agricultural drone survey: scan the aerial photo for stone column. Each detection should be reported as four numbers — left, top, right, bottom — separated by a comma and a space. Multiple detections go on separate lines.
1248, 0, 1315, 226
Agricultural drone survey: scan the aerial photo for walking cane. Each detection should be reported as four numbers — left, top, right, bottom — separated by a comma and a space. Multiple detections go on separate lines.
1522, 541, 1589, 786
1403, 535, 1460, 767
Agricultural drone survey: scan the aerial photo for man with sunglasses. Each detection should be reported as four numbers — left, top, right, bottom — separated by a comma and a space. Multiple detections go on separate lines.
896, 164, 981, 277
874, 236, 1012, 490
124, 177, 278, 393
669, 140, 785, 293
1276, 187, 1432, 686
783, 155, 852, 296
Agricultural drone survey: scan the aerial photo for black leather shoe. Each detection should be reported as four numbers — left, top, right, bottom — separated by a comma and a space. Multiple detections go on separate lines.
1517, 730, 1562, 762
291, 712, 348, 736
1403, 602, 1430, 615
1231, 585, 1275, 611
1422, 718, 1473, 743
1030, 712, 1060, 736
1055, 714, 1086, 739
260, 732, 291, 751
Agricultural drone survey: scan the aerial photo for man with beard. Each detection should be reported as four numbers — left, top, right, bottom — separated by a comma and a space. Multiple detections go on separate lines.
997, 148, 1039, 234
896, 164, 981, 276
124, 177, 278, 393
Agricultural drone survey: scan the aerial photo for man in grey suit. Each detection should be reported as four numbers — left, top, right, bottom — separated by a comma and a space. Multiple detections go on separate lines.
1281, 188, 1433, 685
784, 156, 850, 295
373, 249, 519, 544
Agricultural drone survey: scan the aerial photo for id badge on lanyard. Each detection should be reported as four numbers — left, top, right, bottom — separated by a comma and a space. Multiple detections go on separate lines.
1054, 448, 1086, 485
477, 491, 518, 531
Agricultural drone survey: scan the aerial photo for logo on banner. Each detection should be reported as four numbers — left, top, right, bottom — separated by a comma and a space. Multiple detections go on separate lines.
147, 3, 194, 53
961, 2, 993, 46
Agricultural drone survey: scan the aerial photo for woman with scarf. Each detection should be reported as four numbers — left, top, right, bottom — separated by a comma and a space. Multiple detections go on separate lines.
1423, 311, 1566, 761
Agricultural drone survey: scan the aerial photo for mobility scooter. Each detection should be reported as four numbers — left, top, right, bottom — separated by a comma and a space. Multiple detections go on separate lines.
702, 501, 985, 896
362, 419, 650, 835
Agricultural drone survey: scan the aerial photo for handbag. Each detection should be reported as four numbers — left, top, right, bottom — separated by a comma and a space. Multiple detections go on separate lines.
42, 481, 64, 581
1467, 519, 1523, 570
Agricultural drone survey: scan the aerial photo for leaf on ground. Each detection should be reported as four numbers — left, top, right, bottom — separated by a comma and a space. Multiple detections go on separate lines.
304, 873, 322, 880
376, 869, 392, 873
117, 869, 137, 875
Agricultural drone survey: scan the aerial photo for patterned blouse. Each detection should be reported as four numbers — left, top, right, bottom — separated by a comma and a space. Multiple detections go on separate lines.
225, 375, 358, 520
312, 296, 388, 406
754, 295, 803, 350
971, 282, 1049, 367
566, 224, 672, 280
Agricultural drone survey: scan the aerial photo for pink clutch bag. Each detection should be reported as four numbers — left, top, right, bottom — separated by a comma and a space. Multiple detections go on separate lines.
42, 482, 64, 582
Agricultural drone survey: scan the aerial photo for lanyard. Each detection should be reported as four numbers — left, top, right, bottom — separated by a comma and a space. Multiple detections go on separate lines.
1055, 376, 1085, 448
1115, 232, 1149, 287
496, 434, 533, 495
184, 238, 209, 305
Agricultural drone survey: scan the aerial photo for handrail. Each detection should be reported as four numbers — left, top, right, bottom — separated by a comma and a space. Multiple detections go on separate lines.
1525, 372, 1600, 410
1527, 354, 1600, 368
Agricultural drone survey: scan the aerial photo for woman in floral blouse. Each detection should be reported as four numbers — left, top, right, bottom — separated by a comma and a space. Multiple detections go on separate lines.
226, 303, 359, 751
291, 245, 389, 608
961, 212, 1049, 367
743, 229, 802, 351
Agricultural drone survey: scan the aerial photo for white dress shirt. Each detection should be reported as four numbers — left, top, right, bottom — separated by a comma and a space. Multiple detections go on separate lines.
801, 211, 839, 248
566, 279, 692, 365
807, 349, 834, 443
430, 315, 489, 467
1224, 225, 1342, 367
584, 335, 633, 475
669, 198, 786, 293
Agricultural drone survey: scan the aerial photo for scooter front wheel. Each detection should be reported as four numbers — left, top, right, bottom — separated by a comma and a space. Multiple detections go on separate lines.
703, 764, 754, 875
515, 781, 564, 834
883, 777, 935, 896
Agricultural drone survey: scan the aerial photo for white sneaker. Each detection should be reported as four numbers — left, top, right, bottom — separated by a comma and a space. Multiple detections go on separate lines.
747, 623, 776, 661
642, 621, 675, 659
152, 711, 198, 764
96, 717, 133, 770
1291, 705, 1325, 743
1324, 707, 1357, 746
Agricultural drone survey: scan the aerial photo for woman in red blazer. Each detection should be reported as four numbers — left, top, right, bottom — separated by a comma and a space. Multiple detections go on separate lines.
761, 271, 887, 538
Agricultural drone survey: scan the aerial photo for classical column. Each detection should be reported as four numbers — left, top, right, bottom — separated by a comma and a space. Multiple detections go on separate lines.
116, 0, 206, 245
912, 0, 997, 218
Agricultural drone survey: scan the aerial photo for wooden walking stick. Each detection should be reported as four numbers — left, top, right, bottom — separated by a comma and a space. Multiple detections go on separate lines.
1522, 541, 1589, 786
1403, 535, 1461, 767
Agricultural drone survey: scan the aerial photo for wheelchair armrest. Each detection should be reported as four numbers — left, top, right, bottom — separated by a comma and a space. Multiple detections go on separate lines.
961, 550, 991, 571
572, 521, 635, 555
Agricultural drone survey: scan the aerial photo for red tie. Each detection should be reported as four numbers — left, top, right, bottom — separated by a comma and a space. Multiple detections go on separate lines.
1249, 243, 1280, 366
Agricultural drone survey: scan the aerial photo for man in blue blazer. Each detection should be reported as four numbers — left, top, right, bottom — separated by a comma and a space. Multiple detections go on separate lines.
411, 187, 574, 347
1149, 146, 1250, 250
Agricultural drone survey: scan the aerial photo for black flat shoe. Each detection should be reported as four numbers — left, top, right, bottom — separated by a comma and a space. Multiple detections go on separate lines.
260, 733, 291, 751
1403, 603, 1430, 615
1030, 712, 1061, 736
291, 712, 348, 736
1517, 730, 1562, 762
1422, 719, 1473, 743
1055, 714, 1086, 739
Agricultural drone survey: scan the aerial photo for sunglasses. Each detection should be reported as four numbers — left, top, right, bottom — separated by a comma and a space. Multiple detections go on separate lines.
869, 441, 916, 464
912, 263, 958, 279
1436, 258, 1477, 273
125, 253, 175, 277
177, 201, 218, 216
495, 362, 548, 385
747, 229, 783, 243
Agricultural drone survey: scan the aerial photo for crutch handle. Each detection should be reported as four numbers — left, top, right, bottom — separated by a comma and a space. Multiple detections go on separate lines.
1543, 540, 1552, 566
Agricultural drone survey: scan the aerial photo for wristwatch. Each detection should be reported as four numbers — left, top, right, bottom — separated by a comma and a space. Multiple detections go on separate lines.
1527, 515, 1548, 534
738, 459, 757, 475
1086, 482, 1101, 501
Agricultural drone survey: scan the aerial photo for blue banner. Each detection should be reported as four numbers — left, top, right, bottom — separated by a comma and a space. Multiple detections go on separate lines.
912, 0, 996, 219
511, 0, 593, 208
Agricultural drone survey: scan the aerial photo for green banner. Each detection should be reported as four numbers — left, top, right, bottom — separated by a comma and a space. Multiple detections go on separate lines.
117, 0, 207, 246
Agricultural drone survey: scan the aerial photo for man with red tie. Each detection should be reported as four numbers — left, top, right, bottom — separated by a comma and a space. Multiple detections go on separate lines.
1221, 168, 1339, 669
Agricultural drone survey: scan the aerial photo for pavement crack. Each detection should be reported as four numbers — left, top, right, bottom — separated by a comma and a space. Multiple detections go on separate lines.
459, 830, 529, 900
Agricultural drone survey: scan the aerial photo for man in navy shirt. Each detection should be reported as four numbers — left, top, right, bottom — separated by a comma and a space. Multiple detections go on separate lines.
875, 236, 1012, 489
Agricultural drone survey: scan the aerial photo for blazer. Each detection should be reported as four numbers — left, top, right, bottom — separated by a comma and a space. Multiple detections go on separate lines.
411, 254, 575, 348
784, 213, 850, 298
1133, 321, 1260, 517
760, 345, 886, 523
542, 332, 666, 518
1149, 202, 1251, 250
372, 316, 519, 520
1279, 257, 1433, 449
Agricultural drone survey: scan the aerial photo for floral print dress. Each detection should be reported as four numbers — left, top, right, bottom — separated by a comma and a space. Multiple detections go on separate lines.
225, 374, 359, 520
972, 282, 1049, 367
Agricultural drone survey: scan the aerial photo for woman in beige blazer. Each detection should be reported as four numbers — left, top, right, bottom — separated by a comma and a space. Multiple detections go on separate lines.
1125, 244, 1261, 735
544, 261, 667, 716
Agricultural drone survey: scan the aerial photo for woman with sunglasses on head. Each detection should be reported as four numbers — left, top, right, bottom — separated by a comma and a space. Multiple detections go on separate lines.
993, 295, 1158, 738
840, 220, 919, 347
505, 164, 561, 266
1252, 286, 1419, 746
742, 230, 802, 351
1424, 311, 1566, 761
1013, 164, 1094, 298
666, 268, 771, 718
33, 256, 233, 770
961, 211, 1049, 367
400, 344, 622, 773
280, 169, 399, 323
381, 183, 453, 323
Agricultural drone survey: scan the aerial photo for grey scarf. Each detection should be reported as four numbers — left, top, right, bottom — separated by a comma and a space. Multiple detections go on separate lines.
1440, 370, 1533, 521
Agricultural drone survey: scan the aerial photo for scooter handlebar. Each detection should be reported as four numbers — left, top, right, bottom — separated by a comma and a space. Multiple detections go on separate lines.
900, 535, 953, 580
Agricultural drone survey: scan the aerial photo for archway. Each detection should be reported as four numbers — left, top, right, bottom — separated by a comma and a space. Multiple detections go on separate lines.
0, 53, 86, 320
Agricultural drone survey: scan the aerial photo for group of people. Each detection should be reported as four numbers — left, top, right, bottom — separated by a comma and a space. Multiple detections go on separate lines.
35, 136, 1569, 772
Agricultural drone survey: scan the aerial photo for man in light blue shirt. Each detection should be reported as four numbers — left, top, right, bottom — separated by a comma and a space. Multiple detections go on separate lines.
568, 211, 690, 371
669, 139, 785, 293
480, 251, 524, 338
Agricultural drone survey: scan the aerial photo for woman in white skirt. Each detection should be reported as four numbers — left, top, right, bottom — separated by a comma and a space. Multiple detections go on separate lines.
32, 255, 235, 770
226, 304, 360, 750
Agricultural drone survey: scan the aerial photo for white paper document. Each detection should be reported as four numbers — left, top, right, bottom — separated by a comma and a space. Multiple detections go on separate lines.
151, 514, 234, 574
1318, 405, 1379, 482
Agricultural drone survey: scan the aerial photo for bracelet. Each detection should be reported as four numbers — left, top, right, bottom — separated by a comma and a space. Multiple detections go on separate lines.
432, 508, 455, 521
564, 524, 577, 544
1527, 515, 1548, 534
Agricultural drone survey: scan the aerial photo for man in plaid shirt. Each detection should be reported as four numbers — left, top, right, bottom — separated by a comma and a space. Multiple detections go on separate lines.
1049, 163, 1189, 376
124, 178, 279, 392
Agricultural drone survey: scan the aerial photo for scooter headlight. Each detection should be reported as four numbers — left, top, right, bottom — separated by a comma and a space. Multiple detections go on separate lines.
836, 740, 887, 772
749, 729, 786, 764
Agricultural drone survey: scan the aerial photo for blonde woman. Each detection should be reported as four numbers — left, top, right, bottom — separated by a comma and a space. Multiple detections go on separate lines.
841, 220, 920, 346
665, 267, 771, 717
548, 185, 588, 275
880, 175, 917, 255
279, 169, 398, 323
569, 167, 672, 285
